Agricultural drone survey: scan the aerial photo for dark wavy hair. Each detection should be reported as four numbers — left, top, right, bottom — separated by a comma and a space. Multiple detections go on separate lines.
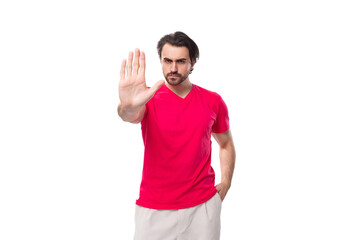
157, 31, 199, 64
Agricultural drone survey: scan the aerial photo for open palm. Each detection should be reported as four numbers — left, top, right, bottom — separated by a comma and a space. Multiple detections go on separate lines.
119, 49, 164, 108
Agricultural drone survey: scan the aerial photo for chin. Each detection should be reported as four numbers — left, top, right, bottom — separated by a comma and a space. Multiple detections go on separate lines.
165, 78, 183, 86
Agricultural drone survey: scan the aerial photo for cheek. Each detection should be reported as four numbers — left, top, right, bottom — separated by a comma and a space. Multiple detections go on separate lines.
180, 65, 191, 73
162, 65, 168, 73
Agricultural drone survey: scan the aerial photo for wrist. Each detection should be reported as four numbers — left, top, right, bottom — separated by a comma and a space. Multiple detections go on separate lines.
118, 103, 145, 123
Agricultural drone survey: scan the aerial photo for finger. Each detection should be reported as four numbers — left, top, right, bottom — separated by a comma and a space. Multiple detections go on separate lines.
139, 51, 146, 77
220, 194, 224, 202
133, 48, 140, 76
148, 80, 165, 98
120, 59, 126, 81
127, 51, 133, 78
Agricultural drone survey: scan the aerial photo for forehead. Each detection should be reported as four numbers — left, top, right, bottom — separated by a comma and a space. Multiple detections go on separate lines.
161, 43, 190, 59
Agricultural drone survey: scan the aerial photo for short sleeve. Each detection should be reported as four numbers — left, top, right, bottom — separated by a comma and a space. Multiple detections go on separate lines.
211, 95, 230, 133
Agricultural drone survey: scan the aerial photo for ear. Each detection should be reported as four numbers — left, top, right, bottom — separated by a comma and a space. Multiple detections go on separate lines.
190, 60, 196, 73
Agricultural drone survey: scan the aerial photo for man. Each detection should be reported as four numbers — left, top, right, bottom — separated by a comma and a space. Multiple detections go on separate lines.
118, 32, 235, 240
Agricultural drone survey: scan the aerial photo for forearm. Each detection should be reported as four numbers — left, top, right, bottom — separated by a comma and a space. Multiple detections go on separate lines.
117, 103, 146, 123
219, 142, 236, 187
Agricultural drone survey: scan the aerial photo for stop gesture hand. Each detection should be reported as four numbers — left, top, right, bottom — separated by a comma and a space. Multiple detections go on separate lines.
118, 49, 164, 122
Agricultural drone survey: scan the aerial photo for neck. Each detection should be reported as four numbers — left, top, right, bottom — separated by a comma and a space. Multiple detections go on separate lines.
165, 78, 193, 98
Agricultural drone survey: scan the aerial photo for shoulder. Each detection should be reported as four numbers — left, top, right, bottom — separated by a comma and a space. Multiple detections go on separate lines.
194, 84, 224, 105
194, 85, 229, 117
194, 84, 221, 99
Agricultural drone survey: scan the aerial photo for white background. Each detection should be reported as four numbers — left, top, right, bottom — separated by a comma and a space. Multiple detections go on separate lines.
1, 0, 359, 239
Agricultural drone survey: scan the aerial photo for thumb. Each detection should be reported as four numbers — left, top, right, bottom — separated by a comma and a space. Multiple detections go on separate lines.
148, 80, 165, 97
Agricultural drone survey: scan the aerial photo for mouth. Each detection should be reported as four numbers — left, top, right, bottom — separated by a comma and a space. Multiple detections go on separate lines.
168, 74, 180, 78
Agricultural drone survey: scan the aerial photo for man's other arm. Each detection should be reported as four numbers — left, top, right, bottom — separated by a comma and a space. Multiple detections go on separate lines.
212, 130, 236, 201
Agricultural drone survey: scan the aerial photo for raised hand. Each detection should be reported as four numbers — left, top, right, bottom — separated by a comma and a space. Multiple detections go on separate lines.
119, 49, 164, 108
118, 49, 164, 122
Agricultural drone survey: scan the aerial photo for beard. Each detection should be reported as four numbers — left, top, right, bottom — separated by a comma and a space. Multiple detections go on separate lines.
165, 71, 190, 86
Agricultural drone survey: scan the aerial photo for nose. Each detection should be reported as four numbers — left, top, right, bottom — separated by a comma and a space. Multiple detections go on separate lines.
171, 62, 178, 72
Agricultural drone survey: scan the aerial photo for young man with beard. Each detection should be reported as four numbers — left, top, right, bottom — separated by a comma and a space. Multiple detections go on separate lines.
117, 32, 236, 240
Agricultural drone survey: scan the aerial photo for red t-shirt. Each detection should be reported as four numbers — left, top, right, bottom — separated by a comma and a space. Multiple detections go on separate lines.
136, 84, 229, 209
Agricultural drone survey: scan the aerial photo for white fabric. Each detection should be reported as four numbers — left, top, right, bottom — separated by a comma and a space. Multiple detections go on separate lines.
134, 193, 222, 240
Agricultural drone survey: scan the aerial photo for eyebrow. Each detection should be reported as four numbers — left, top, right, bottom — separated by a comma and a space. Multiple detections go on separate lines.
163, 57, 188, 62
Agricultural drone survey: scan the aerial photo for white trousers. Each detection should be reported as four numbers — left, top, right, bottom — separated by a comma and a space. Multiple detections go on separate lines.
134, 193, 222, 240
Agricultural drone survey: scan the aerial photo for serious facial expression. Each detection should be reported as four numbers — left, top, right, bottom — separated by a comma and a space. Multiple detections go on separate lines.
161, 43, 194, 86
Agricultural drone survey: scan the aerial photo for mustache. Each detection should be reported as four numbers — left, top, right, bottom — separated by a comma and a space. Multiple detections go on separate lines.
167, 72, 181, 77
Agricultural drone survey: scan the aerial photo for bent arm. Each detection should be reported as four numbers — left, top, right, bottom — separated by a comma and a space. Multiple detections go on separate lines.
212, 130, 236, 200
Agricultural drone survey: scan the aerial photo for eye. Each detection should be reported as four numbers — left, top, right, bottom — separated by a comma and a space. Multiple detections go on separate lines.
177, 60, 186, 64
163, 58, 172, 63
